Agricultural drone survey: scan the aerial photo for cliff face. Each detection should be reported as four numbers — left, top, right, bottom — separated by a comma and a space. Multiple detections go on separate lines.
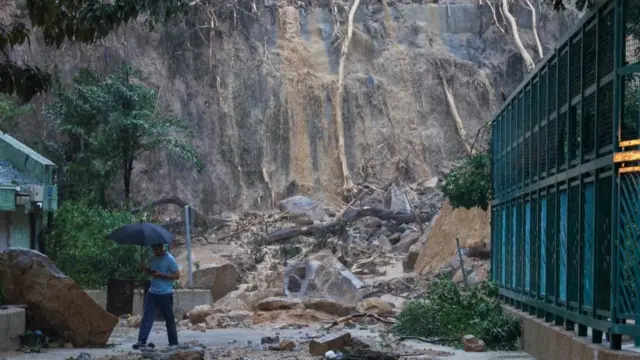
8, 2, 577, 215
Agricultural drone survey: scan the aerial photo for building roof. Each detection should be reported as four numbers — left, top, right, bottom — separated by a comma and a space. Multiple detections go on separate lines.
0, 160, 40, 186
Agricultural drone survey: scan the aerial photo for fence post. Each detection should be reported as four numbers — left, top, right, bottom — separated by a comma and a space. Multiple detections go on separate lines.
456, 237, 467, 289
184, 206, 194, 288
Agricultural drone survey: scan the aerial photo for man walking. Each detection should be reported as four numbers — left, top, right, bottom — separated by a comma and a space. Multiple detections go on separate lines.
133, 244, 181, 349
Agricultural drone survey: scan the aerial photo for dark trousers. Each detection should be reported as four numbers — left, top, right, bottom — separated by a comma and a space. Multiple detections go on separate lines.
137, 292, 178, 345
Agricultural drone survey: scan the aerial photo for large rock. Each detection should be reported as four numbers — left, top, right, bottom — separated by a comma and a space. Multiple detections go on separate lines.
188, 305, 214, 324
356, 298, 394, 316
279, 195, 325, 222
415, 202, 491, 275
284, 252, 365, 306
0, 249, 118, 346
402, 243, 421, 272
391, 231, 422, 253
254, 297, 303, 311
386, 184, 411, 212
192, 256, 239, 301
213, 285, 282, 311
302, 298, 354, 316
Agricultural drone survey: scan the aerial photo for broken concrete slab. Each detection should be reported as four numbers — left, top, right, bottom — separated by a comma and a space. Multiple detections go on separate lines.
0, 305, 25, 351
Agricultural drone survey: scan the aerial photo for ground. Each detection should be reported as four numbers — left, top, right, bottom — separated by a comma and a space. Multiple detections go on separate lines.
1, 321, 533, 360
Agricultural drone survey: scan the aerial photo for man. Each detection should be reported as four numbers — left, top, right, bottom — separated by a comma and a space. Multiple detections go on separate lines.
133, 244, 180, 349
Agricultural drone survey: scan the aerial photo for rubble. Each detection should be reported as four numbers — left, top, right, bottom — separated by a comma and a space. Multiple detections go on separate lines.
309, 333, 353, 356
462, 334, 486, 352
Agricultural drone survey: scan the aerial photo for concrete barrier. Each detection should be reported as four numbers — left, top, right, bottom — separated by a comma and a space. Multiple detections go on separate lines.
0, 306, 25, 351
85, 289, 212, 316
504, 305, 640, 359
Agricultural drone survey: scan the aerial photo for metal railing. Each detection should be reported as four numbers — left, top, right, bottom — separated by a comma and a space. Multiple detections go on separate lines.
490, 0, 640, 349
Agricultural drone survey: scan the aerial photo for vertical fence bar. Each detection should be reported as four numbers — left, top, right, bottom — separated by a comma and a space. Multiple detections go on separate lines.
610, 0, 623, 350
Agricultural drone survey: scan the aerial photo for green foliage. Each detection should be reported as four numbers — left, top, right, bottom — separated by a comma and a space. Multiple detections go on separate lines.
1, 0, 189, 102
48, 201, 149, 288
442, 152, 491, 211
549, 0, 598, 11
0, 94, 34, 132
393, 279, 520, 350
44, 65, 202, 204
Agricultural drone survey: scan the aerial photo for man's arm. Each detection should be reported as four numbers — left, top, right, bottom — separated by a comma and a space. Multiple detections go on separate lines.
154, 258, 181, 280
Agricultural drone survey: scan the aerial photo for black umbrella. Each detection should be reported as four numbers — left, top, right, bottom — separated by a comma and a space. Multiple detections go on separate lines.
107, 222, 174, 246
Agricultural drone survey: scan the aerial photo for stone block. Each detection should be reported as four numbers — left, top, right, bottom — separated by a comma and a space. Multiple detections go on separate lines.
0, 306, 25, 351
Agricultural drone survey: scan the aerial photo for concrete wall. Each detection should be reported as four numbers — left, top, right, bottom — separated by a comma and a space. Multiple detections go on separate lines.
0, 306, 26, 351
505, 305, 640, 360
85, 289, 212, 316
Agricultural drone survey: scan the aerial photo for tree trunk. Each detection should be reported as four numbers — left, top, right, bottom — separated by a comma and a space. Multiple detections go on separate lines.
502, 0, 535, 72
123, 156, 134, 202
440, 73, 473, 155
523, 0, 544, 59
334, 0, 361, 197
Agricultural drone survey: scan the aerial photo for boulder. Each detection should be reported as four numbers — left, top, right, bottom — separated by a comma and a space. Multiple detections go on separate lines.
386, 184, 410, 212
372, 234, 392, 251
126, 314, 142, 328
356, 298, 394, 316
284, 253, 365, 306
462, 334, 486, 352
254, 297, 303, 311
402, 245, 421, 272
192, 257, 239, 301
302, 298, 354, 316
0, 249, 118, 346
188, 305, 214, 325
279, 195, 325, 222
280, 339, 296, 351
309, 333, 353, 356
392, 232, 422, 253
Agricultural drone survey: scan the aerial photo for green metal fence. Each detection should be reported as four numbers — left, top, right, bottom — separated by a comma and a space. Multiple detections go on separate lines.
490, 0, 640, 349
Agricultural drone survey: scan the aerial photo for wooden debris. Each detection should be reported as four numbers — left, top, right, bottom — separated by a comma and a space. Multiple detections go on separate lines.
324, 312, 397, 330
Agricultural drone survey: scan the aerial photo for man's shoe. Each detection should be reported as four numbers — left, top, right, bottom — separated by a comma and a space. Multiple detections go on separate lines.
132, 342, 146, 350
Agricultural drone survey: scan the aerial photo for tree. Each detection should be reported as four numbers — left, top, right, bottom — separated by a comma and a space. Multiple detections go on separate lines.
0, 0, 189, 103
442, 151, 492, 211
44, 65, 202, 205
0, 94, 33, 132
549, 0, 598, 11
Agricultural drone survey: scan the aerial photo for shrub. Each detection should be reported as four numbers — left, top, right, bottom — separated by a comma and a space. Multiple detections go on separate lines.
441, 152, 491, 211
48, 201, 149, 289
392, 279, 520, 350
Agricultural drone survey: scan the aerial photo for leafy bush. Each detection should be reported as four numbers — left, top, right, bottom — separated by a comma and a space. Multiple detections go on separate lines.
392, 279, 520, 350
48, 201, 149, 289
442, 152, 491, 210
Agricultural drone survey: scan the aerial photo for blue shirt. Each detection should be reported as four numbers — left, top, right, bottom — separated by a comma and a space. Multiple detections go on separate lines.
147, 253, 179, 295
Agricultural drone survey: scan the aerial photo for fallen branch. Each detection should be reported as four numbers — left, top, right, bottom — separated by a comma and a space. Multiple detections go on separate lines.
502, 0, 535, 72
439, 70, 473, 155
396, 336, 458, 344
267, 206, 433, 243
130, 195, 229, 227
522, 0, 543, 59
334, 0, 362, 196
324, 312, 397, 329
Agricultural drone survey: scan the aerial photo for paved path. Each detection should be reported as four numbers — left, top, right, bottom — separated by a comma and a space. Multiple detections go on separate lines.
0, 323, 534, 360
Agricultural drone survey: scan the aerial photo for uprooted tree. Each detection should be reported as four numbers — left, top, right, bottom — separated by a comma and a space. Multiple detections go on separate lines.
333, 0, 362, 198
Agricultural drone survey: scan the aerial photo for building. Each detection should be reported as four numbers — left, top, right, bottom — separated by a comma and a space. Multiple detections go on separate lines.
0, 132, 57, 251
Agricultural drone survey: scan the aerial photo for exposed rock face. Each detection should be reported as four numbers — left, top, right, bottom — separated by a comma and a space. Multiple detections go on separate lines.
8, 2, 577, 214
284, 253, 365, 306
0, 249, 118, 346
192, 256, 239, 301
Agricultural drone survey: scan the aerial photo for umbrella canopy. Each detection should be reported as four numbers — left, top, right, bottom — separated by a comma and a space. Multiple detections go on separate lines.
107, 222, 174, 246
